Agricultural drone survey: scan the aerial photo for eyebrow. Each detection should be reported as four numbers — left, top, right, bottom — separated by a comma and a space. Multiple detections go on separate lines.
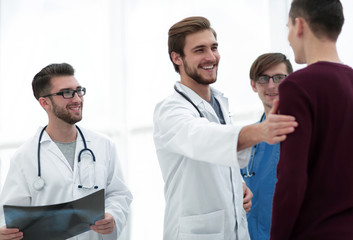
191, 42, 218, 51
58, 86, 82, 91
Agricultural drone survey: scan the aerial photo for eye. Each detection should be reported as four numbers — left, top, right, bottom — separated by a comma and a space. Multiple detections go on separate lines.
274, 74, 287, 80
62, 89, 74, 97
62, 89, 72, 95
258, 76, 268, 81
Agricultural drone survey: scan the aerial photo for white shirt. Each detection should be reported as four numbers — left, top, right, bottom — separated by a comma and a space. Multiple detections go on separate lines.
0, 127, 133, 240
153, 82, 251, 240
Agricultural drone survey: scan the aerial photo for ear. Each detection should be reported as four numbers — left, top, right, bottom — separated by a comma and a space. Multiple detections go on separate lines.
295, 17, 305, 37
38, 97, 51, 111
250, 80, 258, 93
171, 52, 182, 66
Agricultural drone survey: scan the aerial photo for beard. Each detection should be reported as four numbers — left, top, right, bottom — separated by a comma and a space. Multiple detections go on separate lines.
50, 97, 82, 125
182, 59, 218, 85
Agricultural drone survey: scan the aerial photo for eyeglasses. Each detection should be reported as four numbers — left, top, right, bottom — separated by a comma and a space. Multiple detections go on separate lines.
41, 87, 86, 99
256, 74, 287, 84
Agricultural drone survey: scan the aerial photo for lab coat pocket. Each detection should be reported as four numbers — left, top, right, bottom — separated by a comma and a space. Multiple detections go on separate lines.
178, 210, 224, 240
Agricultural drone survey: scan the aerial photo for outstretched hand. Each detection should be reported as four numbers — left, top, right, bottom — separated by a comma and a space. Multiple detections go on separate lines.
260, 99, 298, 144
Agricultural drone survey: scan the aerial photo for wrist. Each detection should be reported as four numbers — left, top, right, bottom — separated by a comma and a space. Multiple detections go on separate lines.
238, 123, 262, 150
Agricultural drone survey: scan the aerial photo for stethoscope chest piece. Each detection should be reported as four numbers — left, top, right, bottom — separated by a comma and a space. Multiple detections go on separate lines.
33, 177, 45, 191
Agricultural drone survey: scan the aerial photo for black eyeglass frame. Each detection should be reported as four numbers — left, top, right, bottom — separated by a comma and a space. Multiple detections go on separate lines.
256, 74, 288, 84
41, 87, 86, 99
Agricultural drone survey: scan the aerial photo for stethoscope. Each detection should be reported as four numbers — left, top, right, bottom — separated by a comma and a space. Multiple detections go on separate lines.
33, 125, 98, 191
174, 84, 204, 118
242, 113, 265, 178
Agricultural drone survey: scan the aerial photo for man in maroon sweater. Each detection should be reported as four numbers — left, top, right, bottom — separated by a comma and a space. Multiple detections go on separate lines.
270, 0, 353, 239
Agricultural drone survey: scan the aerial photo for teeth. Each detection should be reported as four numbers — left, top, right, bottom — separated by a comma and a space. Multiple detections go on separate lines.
202, 65, 214, 70
69, 106, 80, 110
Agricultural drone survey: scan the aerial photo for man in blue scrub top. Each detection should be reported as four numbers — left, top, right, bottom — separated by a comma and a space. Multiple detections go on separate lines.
240, 53, 293, 240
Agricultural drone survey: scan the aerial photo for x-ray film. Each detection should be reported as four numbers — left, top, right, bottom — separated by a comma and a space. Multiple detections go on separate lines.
4, 189, 104, 240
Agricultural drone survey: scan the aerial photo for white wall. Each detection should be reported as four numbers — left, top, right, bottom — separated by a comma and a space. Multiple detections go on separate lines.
0, 0, 353, 239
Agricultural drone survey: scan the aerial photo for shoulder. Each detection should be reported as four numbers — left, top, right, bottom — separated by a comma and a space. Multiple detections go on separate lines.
281, 62, 353, 94
285, 62, 351, 83
13, 132, 38, 155
154, 91, 199, 120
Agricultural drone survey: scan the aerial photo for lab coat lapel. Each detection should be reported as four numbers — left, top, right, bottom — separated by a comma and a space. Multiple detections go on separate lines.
215, 94, 231, 124
209, 87, 231, 124
176, 82, 221, 123
39, 129, 74, 172
201, 101, 220, 122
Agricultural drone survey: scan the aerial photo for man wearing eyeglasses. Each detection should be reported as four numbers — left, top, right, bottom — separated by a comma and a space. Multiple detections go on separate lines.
240, 53, 293, 240
0, 63, 133, 240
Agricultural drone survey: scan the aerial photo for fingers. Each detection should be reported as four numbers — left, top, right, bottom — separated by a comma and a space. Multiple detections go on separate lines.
243, 201, 252, 212
243, 193, 252, 212
262, 108, 298, 144
0, 226, 23, 240
266, 135, 286, 145
243, 188, 253, 203
269, 99, 279, 115
242, 184, 253, 213
267, 113, 297, 123
271, 126, 295, 138
90, 223, 114, 235
90, 213, 115, 235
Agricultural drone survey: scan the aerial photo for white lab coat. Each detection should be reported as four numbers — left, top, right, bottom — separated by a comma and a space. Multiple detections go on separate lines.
153, 82, 251, 240
0, 127, 132, 240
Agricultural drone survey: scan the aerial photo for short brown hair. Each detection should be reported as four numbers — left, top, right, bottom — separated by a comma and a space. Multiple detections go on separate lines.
168, 16, 217, 73
32, 63, 75, 100
289, 0, 344, 41
249, 53, 293, 81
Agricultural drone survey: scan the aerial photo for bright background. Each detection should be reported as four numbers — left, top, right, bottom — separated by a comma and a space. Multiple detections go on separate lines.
0, 0, 352, 239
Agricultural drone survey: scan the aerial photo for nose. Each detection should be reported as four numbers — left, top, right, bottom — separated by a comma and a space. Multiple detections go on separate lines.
72, 91, 83, 102
205, 48, 217, 61
268, 78, 276, 89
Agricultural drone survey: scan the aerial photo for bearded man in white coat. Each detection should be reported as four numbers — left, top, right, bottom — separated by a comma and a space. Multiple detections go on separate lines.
153, 16, 298, 240
0, 63, 132, 240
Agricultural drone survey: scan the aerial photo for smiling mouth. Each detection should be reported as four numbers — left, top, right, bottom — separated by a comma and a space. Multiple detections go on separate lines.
200, 64, 216, 70
266, 93, 278, 97
68, 105, 81, 111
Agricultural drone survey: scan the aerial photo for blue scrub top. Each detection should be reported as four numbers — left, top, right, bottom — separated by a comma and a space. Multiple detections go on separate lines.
240, 114, 280, 240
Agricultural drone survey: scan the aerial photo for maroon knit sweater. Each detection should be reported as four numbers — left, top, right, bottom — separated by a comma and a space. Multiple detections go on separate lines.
270, 62, 353, 240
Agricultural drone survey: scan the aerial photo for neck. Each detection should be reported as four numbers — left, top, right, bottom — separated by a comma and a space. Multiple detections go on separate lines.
305, 37, 341, 65
180, 77, 211, 102
45, 122, 77, 143
264, 109, 270, 118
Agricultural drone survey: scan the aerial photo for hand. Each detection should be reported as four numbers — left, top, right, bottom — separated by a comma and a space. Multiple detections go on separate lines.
243, 183, 253, 212
0, 226, 23, 240
90, 213, 115, 235
259, 99, 298, 144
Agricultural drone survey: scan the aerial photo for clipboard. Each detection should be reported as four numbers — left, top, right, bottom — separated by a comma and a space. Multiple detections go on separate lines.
4, 189, 105, 240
